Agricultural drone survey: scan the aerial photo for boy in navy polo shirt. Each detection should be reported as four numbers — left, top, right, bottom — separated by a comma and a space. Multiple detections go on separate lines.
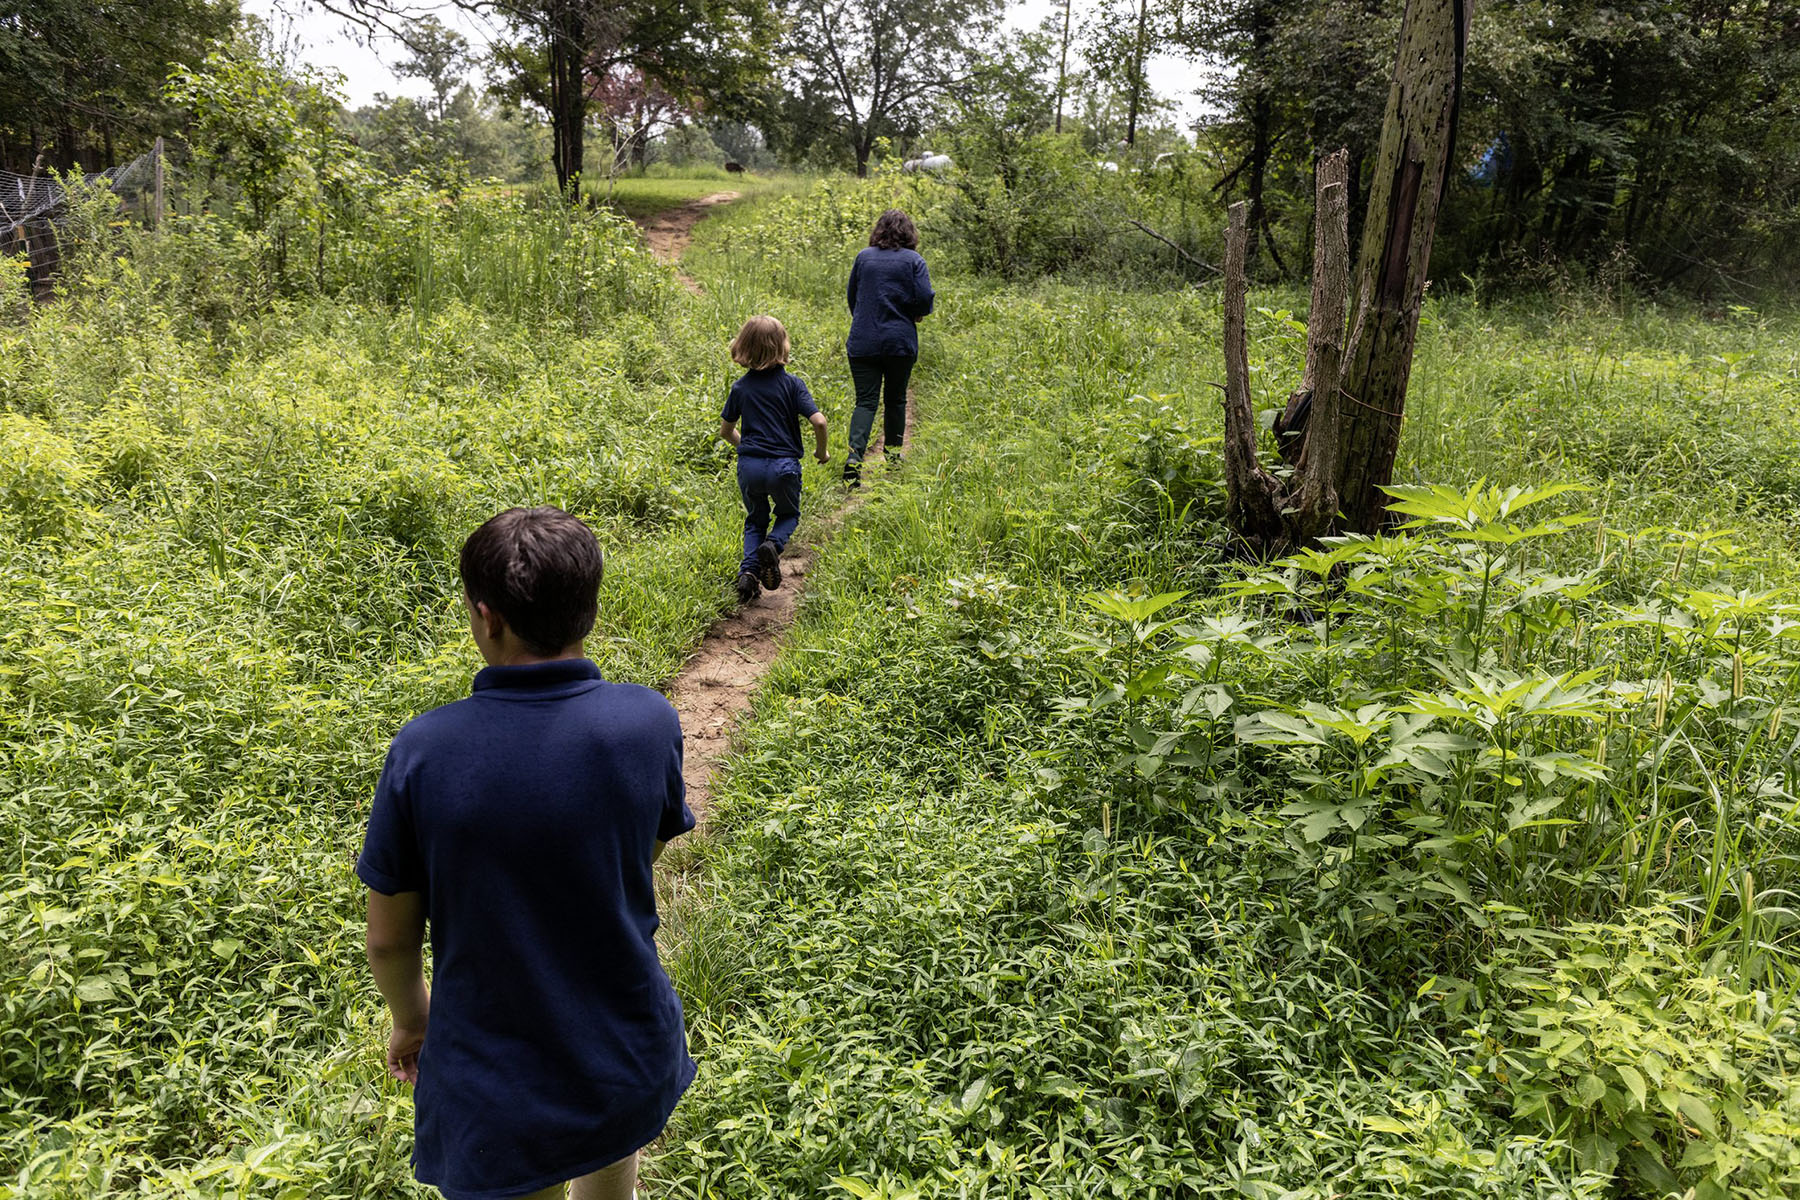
358, 506, 696, 1200
718, 315, 830, 604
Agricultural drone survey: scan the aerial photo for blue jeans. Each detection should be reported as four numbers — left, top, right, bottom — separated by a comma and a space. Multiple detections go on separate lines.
737, 455, 802, 575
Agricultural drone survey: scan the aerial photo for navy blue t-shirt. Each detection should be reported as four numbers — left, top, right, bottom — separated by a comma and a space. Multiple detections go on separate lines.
846, 247, 935, 358
356, 659, 696, 1200
721, 366, 819, 459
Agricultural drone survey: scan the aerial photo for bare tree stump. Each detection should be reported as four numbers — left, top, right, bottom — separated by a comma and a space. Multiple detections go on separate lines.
1217, 0, 1468, 554
1220, 152, 1352, 556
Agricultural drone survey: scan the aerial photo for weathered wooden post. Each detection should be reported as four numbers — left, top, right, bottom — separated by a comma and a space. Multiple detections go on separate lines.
1217, 0, 1469, 554
152, 137, 165, 228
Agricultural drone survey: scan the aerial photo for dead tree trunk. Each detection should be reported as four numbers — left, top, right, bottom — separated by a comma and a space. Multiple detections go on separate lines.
1219, 0, 1468, 555
1222, 152, 1351, 549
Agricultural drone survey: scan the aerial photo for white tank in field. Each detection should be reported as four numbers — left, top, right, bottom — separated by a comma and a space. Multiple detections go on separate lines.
903, 153, 955, 173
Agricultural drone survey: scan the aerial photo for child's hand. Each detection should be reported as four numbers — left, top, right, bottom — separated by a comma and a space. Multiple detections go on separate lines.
388, 1018, 427, 1084
815, 448, 831, 464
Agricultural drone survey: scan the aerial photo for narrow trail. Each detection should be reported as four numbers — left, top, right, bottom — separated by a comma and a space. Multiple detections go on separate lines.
637, 190, 740, 294
631, 191, 914, 825
665, 411, 909, 821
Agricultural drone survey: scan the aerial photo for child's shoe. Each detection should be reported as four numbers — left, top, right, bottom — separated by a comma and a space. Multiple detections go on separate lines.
843, 462, 861, 488
756, 541, 783, 590
735, 572, 761, 605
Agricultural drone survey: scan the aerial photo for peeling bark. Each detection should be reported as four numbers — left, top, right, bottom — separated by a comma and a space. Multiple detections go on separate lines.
1218, 0, 1468, 554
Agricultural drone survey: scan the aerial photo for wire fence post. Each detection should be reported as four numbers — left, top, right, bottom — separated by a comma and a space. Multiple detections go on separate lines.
152, 137, 165, 229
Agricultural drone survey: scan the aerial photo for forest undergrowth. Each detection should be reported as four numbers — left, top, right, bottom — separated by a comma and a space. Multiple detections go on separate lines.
3, 180, 1799, 1197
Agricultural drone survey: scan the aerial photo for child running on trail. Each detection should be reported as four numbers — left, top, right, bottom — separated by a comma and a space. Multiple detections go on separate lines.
718, 315, 830, 604
358, 506, 695, 1200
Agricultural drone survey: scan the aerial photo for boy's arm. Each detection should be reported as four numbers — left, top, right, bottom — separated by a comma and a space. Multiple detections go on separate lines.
809, 411, 830, 463
366, 889, 429, 1083
718, 419, 741, 447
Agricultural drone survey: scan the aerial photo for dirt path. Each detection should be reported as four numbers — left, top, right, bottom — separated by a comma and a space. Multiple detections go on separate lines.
666, 415, 907, 822
633, 189, 911, 822
637, 190, 740, 293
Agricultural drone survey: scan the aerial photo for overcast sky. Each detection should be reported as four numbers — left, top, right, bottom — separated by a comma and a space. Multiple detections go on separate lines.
245, 0, 1209, 122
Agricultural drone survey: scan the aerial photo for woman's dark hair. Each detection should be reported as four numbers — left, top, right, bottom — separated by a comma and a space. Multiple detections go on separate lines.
460, 507, 604, 656
868, 209, 919, 251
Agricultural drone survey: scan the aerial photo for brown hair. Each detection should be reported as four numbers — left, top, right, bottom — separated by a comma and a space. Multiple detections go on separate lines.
729, 315, 790, 370
459, 507, 604, 656
868, 209, 919, 251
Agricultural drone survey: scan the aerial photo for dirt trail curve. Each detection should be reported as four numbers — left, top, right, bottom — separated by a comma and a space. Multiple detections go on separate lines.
634, 192, 910, 823
638, 191, 740, 294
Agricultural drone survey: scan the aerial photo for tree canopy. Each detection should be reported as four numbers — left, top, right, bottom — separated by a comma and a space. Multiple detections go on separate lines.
0, 0, 238, 172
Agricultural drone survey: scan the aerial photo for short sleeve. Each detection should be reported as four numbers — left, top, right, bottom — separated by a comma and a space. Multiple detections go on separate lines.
791, 377, 820, 419
357, 741, 426, 895
660, 720, 696, 843
721, 385, 743, 423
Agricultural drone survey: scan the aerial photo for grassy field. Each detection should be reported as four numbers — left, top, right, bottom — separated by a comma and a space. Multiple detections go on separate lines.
598, 173, 755, 221
664, 186, 1800, 1199
467, 169, 807, 221
4, 178, 1800, 1197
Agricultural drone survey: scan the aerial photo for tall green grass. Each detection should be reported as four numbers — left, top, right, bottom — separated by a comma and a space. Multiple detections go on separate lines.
0, 194, 861, 1193
664, 180, 1800, 1199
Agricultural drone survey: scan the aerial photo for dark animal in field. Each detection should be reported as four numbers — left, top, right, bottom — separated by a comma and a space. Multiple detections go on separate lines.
724, 161, 745, 174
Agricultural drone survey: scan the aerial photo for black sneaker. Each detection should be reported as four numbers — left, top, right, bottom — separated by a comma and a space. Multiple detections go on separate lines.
843, 462, 861, 488
756, 540, 782, 590
735, 572, 761, 604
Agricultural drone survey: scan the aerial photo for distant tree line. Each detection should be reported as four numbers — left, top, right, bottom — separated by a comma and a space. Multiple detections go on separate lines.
2, 0, 1795, 289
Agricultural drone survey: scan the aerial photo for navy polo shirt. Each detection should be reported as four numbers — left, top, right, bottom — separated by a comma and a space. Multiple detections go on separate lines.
357, 658, 696, 1200
721, 366, 819, 460
846, 246, 935, 358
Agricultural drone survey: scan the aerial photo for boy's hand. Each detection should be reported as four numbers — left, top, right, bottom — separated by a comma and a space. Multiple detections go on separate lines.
814, 448, 831, 464
388, 1017, 427, 1084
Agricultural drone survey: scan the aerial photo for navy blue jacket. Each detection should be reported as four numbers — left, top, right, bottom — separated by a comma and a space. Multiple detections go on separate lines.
846, 247, 934, 358
357, 659, 696, 1200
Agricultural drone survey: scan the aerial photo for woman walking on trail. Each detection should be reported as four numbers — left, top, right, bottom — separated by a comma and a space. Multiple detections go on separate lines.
843, 209, 934, 487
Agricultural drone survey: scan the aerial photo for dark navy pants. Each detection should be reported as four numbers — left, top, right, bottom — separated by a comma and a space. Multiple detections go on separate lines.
737, 455, 802, 576
846, 354, 914, 463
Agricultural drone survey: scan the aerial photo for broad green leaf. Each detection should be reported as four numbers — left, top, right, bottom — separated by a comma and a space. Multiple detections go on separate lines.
74, 977, 115, 1003
1614, 1064, 1647, 1110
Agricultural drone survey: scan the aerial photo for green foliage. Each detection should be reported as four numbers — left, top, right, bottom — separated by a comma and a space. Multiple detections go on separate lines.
7, 175, 1800, 1197
760, 0, 1003, 173
1475, 914, 1800, 1198
0, 194, 853, 1191
168, 45, 369, 232
0, 0, 235, 171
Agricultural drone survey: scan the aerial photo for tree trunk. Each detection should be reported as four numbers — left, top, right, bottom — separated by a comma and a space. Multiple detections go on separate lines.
1055, 0, 1072, 134
1330, 0, 1468, 533
1218, 0, 1468, 553
1221, 152, 1352, 553
548, 0, 588, 199
1125, 0, 1151, 147
1242, 0, 1274, 272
